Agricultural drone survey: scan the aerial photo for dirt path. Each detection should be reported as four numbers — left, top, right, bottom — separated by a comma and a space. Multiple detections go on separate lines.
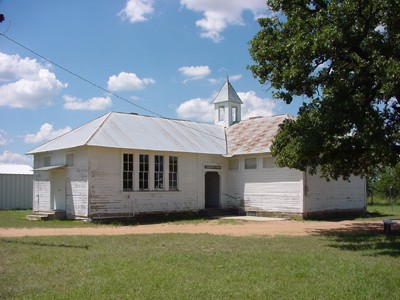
0, 219, 384, 238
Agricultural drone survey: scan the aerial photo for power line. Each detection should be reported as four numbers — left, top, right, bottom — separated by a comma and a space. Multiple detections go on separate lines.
0, 33, 226, 141
0, 32, 162, 117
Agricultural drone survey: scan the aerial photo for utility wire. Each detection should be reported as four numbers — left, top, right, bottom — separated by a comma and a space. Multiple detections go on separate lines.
0, 33, 226, 141
0, 32, 161, 117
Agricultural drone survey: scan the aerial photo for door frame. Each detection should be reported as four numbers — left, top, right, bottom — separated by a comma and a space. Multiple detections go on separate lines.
204, 163, 222, 209
50, 170, 66, 211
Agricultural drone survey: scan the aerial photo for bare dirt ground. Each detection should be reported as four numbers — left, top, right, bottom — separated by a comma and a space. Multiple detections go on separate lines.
0, 219, 385, 238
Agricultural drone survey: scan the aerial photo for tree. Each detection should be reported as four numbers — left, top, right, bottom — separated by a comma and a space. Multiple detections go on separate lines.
369, 163, 400, 200
248, 0, 400, 180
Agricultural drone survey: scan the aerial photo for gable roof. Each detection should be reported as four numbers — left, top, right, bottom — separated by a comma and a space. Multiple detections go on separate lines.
225, 114, 292, 156
27, 112, 227, 155
213, 78, 243, 104
27, 112, 293, 157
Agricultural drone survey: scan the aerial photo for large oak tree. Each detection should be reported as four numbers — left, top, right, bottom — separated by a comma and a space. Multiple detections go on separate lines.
248, 0, 400, 179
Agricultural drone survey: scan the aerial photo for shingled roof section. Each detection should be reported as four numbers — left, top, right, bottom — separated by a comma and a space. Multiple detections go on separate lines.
225, 114, 293, 156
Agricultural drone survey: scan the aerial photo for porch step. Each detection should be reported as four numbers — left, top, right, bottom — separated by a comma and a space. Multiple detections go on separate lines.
204, 208, 239, 218
26, 211, 66, 221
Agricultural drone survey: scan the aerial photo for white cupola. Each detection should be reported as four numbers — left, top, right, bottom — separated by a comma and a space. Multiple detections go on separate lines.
213, 77, 243, 127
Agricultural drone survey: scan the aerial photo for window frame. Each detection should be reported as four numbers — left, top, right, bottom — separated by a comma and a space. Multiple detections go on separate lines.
169, 156, 178, 191
154, 155, 164, 190
231, 106, 238, 123
139, 154, 149, 191
262, 156, 276, 169
66, 153, 75, 167
218, 106, 225, 122
122, 153, 134, 191
244, 157, 258, 170
44, 155, 51, 167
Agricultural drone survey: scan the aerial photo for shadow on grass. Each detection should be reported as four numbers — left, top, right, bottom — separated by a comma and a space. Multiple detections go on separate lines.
1, 239, 90, 249
312, 222, 400, 257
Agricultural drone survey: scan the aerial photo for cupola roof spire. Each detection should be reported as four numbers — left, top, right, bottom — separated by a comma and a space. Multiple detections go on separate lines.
213, 77, 243, 105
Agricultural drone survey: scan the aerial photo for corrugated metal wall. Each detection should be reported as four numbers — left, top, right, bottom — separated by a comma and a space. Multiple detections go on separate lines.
0, 174, 33, 209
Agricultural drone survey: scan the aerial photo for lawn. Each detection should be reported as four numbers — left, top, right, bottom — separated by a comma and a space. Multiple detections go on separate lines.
1, 206, 400, 299
0, 210, 100, 228
0, 233, 399, 299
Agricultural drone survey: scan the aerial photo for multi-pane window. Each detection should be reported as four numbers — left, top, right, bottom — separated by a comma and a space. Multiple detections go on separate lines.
262, 157, 275, 169
139, 154, 149, 190
244, 157, 257, 170
169, 156, 178, 190
154, 155, 164, 190
123, 154, 133, 191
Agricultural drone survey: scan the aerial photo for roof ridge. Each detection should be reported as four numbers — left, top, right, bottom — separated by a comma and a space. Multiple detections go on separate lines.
85, 112, 113, 145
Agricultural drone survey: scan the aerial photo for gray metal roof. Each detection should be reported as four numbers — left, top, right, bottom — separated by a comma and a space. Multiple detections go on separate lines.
0, 164, 33, 175
225, 114, 293, 156
27, 111, 292, 157
27, 112, 227, 155
213, 78, 243, 104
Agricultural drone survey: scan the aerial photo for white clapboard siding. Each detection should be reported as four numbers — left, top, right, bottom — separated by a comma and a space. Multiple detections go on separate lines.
32, 149, 90, 217
304, 173, 366, 212
87, 147, 223, 217
33, 172, 51, 211
227, 156, 304, 213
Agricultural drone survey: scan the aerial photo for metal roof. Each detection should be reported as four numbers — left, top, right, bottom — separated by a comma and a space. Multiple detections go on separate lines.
27, 111, 292, 157
213, 78, 243, 104
225, 114, 292, 156
0, 164, 33, 175
27, 112, 227, 155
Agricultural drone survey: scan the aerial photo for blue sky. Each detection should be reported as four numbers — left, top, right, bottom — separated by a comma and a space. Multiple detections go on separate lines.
0, 0, 301, 166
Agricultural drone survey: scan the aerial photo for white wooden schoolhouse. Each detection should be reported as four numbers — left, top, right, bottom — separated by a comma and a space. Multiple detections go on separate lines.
27, 79, 366, 220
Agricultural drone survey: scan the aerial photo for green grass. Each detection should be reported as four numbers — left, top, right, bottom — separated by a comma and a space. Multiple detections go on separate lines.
0, 210, 212, 229
0, 210, 100, 228
0, 233, 399, 299
364, 197, 400, 220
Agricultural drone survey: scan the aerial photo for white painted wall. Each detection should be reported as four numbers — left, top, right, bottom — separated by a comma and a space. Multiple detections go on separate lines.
31, 146, 366, 218
304, 173, 366, 213
87, 147, 227, 217
227, 155, 304, 214
32, 147, 89, 217
33, 171, 51, 211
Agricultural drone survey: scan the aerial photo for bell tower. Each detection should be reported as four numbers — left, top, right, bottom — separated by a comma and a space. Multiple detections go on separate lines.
213, 77, 243, 127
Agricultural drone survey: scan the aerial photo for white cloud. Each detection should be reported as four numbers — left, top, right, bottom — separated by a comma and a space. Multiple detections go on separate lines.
178, 65, 211, 82
176, 97, 214, 122
0, 150, 33, 166
119, 0, 154, 23
0, 129, 9, 145
24, 123, 72, 144
63, 95, 112, 111
0, 52, 66, 108
239, 91, 276, 119
107, 72, 155, 91
229, 74, 242, 81
180, 0, 268, 42
176, 90, 276, 122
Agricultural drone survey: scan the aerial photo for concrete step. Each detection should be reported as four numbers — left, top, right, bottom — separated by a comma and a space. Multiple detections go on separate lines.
26, 211, 66, 221
204, 208, 239, 218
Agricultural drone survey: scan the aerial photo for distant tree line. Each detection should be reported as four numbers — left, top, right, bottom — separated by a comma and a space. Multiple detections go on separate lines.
368, 163, 400, 203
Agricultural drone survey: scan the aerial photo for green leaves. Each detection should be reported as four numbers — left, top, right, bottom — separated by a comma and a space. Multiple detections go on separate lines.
249, 0, 400, 179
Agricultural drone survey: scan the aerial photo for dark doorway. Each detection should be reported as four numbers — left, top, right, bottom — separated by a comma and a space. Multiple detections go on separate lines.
205, 172, 220, 208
